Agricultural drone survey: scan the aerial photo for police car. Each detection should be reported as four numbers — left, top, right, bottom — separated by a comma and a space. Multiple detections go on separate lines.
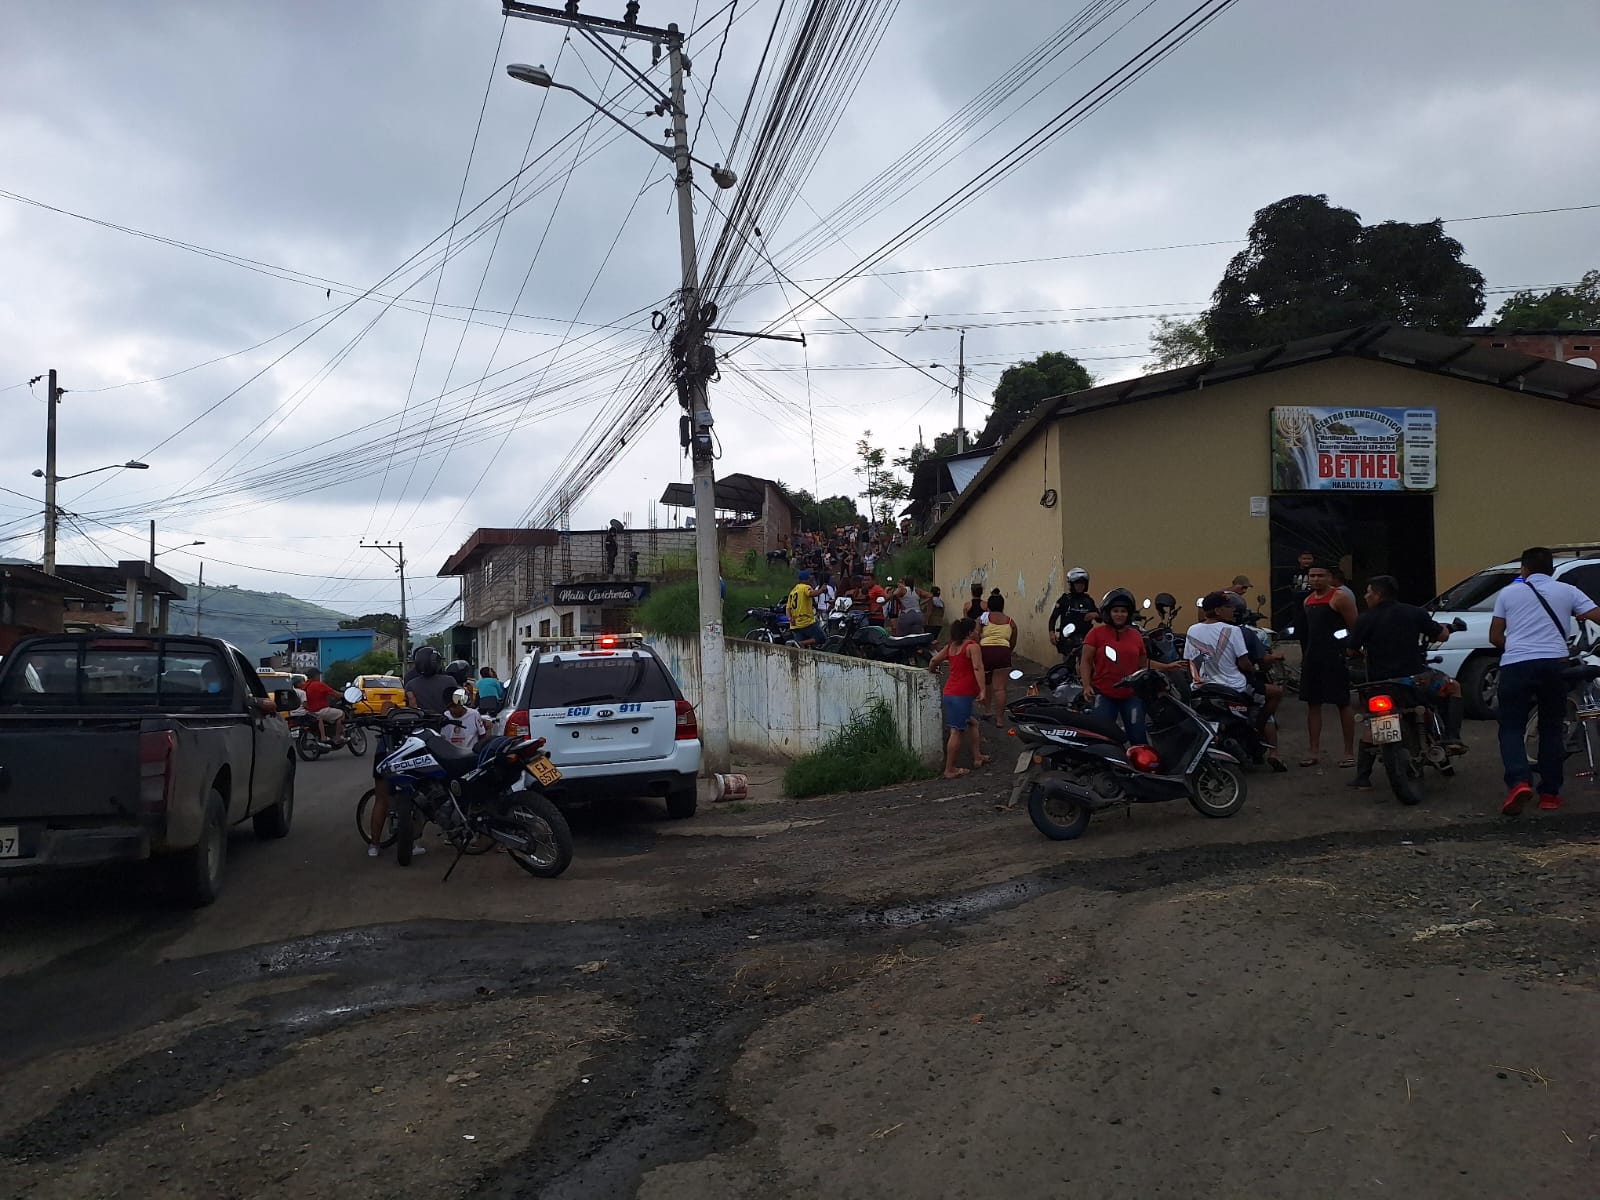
495, 634, 700, 818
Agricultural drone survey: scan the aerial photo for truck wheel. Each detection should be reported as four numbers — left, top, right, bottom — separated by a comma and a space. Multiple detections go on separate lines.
665, 782, 698, 819
1459, 655, 1499, 720
253, 767, 295, 839
172, 790, 228, 906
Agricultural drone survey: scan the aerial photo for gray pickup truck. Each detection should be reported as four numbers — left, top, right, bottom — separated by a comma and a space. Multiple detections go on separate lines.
0, 634, 296, 905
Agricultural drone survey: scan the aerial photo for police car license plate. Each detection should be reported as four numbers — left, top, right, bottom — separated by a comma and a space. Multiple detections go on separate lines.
527, 758, 562, 785
1370, 714, 1402, 744
0, 826, 18, 858
1013, 750, 1034, 774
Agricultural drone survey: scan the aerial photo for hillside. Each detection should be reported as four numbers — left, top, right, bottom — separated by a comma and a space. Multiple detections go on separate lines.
166, 586, 350, 664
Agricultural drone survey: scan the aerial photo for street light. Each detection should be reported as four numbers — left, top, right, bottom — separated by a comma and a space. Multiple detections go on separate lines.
34, 459, 149, 574
152, 539, 205, 557
34, 460, 148, 483
506, 45, 736, 774
506, 64, 737, 190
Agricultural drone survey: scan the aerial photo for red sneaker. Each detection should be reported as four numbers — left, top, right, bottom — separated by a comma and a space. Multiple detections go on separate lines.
1502, 782, 1534, 816
1538, 793, 1563, 811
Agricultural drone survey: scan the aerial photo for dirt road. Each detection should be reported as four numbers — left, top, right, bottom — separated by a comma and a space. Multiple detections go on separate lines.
3, 731, 1598, 1198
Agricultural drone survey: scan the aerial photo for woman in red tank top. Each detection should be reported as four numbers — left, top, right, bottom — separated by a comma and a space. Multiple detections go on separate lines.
930, 618, 990, 778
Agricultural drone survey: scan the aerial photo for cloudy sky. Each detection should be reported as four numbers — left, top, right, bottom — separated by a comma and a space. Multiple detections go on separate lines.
4, 0, 1597, 623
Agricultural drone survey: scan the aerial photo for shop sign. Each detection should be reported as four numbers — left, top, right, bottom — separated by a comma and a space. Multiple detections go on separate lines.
553, 581, 651, 605
1270, 407, 1436, 492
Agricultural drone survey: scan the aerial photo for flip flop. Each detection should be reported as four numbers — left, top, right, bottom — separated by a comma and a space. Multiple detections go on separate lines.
1336, 757, 1356, 769
1298, 757, 1320, 768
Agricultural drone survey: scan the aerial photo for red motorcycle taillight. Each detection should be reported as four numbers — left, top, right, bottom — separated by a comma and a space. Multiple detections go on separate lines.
1127, 744, 1162, 773
1367, 695, 1395, 714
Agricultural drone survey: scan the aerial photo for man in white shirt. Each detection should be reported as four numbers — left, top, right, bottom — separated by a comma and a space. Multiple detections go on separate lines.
441, 690, 488, 751
1184, 592, 1253, 693
1491, 546, 1600, 815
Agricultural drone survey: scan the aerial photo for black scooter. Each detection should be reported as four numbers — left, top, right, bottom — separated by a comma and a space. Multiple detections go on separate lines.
1006, 661, 1246, 840
824, 604, 934, 665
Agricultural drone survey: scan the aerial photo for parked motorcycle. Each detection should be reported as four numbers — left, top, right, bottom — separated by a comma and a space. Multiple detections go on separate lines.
1189, 684, 1272, 767
1352, 619, 1467, 805
292, 700, 366, 761
743, 604, 792, 644
824, 607, 935, 664
353, 692, 573, 878
1005, 654, 1247, 840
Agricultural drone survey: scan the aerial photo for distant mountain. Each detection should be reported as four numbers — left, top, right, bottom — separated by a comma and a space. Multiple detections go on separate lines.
166, 586, 350, 664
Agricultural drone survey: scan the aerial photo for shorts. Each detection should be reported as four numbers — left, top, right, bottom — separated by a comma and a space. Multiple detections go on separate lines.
1299, 654, 1351, 706
898, 610, 926, 635
1399, 668, 1451, 699
313, 707, 343, 724
980, 645, 1013, 672
943, 693, 977, 732
790, 623, 822, 643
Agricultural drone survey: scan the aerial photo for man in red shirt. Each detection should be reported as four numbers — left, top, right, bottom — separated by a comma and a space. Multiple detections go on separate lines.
1079, 589, 1149, 743
302, 668, 346, 745
866, 577, 890, 627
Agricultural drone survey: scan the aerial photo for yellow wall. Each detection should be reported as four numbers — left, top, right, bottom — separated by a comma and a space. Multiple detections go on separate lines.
934, 356, 1600, 655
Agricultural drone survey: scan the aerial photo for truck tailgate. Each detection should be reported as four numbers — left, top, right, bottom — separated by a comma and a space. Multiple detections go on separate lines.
0, 725, 142, 821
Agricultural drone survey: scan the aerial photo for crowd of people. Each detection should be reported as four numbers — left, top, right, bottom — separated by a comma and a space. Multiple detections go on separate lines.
925, 549, 1598, 808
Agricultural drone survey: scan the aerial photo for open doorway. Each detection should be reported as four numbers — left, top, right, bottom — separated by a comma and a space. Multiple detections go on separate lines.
1269, 494, 1436, 628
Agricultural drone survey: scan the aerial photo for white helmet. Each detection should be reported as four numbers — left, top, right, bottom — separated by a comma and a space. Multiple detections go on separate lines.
1067, 566, 1090, 584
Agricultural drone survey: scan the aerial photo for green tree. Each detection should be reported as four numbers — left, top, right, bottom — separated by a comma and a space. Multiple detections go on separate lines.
781, 485, 861, 531
338, 613, 405, 640
1149, 316, 1216, 368
977, 352, 1093, 447
930, 429, 961, 457
855, 434, 911, 530
326, 649, 401, 689
1204, 194, 1485, 354
1493, 270, 1600, 330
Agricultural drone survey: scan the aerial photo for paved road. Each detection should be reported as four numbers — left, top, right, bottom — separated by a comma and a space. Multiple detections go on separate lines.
3, 729, 1598, 1198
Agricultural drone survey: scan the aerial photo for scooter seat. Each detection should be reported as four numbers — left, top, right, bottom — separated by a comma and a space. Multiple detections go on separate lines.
1195, 684, 1254, 705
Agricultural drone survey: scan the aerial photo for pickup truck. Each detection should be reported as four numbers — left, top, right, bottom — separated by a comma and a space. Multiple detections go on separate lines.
0, 634, 297, 905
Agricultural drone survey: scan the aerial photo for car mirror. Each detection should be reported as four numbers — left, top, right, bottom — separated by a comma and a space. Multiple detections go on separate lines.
1450, 618, 1467, 632
1142, 598, 1151, 609
1256, 594, 1266, 606
344, 686, 365, 704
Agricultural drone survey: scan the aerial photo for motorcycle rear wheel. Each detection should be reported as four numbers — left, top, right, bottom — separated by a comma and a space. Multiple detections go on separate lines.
1027, 781, 1091, 841
745, 628, 780, 644
1380, 743, 1424, 806
295, 727, 323, 762
1189, 760, 1247, 817
501, 794, 574, 878
345, 724, 368, 756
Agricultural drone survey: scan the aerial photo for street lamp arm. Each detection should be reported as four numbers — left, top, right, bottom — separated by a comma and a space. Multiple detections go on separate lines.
43, 460, 150, 483
546, 77, 675, 162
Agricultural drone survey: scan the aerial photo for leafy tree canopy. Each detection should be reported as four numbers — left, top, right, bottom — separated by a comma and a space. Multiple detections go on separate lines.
1202, 194, 1485, 355
1493, 270, 1600, 330
339, 613, 405, 639
782, 486, 862, 531
978, 351, 1093, 447
1149, 316, 1217, 369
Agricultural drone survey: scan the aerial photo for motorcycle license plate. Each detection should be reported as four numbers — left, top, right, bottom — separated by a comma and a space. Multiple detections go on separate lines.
1012, 750, 1035, 774
1370, 714, 1403, 744
527, 758, 562, 785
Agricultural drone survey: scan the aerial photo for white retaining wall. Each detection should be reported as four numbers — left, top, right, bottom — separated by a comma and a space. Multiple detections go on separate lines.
647, 636, 946, 766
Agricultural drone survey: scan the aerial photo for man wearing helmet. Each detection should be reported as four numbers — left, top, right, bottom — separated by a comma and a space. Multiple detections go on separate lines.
365, 645, 456, 857
1049, 567, 1099, 656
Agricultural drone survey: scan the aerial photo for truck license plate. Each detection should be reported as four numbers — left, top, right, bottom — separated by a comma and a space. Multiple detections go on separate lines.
1013, 750, 1034, 774
527, 758, 562, 785
0, 826, 19, 858
1370, 714, 1403, 744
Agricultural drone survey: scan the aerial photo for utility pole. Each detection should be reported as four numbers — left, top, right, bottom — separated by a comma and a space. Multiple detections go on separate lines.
41, 370, 60, 574
363, 541, 408, 663
502, 1, 731, 774
149, 519, 157, 570
194, 562, 205, 635
955, 330, 968, 454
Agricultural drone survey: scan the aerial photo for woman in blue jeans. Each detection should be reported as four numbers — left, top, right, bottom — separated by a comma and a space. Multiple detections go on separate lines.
1080, 589, 1149, 743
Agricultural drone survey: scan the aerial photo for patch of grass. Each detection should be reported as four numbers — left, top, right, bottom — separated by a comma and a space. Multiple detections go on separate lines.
783, 699, 935, 798
635, 572, 800, 638
879, 537, 932, 585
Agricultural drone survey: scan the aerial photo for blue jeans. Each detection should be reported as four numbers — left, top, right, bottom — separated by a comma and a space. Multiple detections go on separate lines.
1093, 694, 1147, 745
1497, 657, 1569, 794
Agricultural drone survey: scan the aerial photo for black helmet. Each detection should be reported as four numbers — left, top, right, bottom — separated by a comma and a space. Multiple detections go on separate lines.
410, 645, 442, 677
444, 659, 472, 686
1101, 588, 1136, 614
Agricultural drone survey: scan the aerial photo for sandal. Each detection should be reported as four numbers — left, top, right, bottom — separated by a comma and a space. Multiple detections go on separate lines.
1298, 756, 1320, 768
1336, 757, 1356, 769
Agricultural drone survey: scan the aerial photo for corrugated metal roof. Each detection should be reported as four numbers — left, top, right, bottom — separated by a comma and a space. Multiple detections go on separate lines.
928, 323, 1600, 546
947, 456, 990, 493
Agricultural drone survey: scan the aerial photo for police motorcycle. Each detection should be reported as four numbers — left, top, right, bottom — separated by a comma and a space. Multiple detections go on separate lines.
352, 686, 573, 879
1003, 641, 1246, 840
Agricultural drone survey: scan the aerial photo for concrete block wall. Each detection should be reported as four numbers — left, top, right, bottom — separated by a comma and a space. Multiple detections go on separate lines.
647, 635, 945, 766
